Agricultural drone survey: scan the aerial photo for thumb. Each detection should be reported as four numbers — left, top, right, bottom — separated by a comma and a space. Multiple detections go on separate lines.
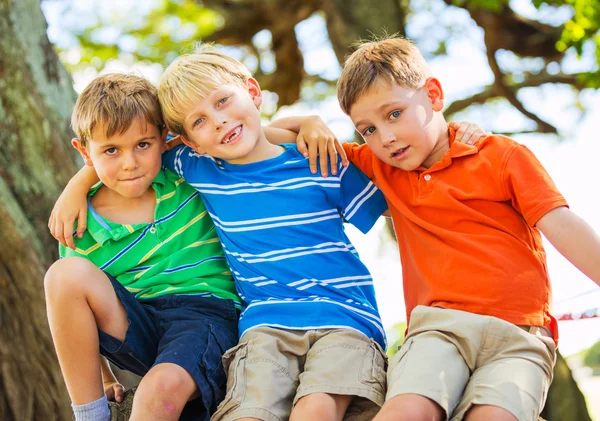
115, 385, 124, 403
296, 135, 309, 158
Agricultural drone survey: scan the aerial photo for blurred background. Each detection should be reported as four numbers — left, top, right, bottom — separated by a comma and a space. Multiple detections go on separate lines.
1, 0, 599, 419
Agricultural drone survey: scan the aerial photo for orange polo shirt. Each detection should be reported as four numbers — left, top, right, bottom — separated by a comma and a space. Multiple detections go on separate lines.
343, 130, 567, 342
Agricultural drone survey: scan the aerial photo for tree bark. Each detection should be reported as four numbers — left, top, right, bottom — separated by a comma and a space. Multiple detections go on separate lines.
0, 0, 79, 419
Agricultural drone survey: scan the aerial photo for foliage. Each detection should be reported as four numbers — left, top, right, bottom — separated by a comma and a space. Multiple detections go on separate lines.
386, 321, 407, 358
58, 0, 222, 71
583, 340, 600, 368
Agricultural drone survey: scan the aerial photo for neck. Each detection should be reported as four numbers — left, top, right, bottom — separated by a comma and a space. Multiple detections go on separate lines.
421, 123, 450, 169
226, 129, 284, 165
93, 185, 154, 211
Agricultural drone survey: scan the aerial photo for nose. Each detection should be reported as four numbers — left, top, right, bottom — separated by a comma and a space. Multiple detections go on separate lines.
214, 113, 228, 131
122, 152, 139, 171
380, 129, 397, 147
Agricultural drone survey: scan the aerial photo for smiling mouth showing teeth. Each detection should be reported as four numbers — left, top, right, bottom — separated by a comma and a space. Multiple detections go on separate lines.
223, 126, 241, 144
392, 146, 408, 157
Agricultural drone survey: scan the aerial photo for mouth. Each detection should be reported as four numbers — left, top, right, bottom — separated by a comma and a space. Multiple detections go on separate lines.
121, 176, 143, 182
221, 125, 243, 145
391, 145, 409, 160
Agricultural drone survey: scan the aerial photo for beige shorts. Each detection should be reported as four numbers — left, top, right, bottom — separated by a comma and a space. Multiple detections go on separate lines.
211, 327, 387, 421
387, 306, 556, 421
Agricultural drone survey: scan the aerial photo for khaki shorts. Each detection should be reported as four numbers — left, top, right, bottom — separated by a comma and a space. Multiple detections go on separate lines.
211, 327, 387, 421
387, 306, 556, 421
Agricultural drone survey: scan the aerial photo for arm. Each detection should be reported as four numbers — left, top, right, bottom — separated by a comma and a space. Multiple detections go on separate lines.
537, 207, 600, 287
48, 166, 99, 249
268, 115, 348, 176
100, 356, 124, 402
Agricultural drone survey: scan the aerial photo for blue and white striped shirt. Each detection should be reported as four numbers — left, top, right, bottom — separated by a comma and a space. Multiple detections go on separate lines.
163, 144, 388, 347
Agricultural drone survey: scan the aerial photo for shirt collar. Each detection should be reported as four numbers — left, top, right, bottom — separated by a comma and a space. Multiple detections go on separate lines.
421, 126, 480, 173
84, 169, 167, 244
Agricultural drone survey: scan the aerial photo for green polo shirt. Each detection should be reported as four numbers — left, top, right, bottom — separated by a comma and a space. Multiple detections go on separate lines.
60, 168, 241, 306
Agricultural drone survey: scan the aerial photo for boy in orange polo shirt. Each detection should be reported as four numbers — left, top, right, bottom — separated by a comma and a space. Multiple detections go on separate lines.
336, 37, 600, 421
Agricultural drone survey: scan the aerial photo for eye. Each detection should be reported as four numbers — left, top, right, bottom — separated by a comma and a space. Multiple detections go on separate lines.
138, 141, 150, 149
389, 110, 402, 120
192, 117, 204, 128
218, 97, 229, 106
104, 147, 117, 156
362, 126, 376, 137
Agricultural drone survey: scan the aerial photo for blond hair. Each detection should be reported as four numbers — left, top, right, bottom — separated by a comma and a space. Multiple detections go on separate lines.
71, 73, 163, 146
337, 37, 432, 114
159, 46, 252, 137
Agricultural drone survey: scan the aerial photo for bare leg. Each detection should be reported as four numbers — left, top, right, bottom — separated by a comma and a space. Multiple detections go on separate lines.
129, 363, 198, 421
45, 257, 129, 404
372, 394, 445, 421
464, 405, 518, 421
290, 393, 353, 421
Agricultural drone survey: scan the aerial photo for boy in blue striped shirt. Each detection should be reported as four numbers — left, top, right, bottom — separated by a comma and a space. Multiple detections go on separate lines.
157, 49, 389, 421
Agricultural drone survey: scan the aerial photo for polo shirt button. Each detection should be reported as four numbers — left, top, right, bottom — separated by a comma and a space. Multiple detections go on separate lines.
150, 226, 157, 234
424, 174, 432, 181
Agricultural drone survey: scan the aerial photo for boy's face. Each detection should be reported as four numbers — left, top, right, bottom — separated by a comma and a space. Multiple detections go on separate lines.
73, 116, 165, 198
180, 78, 264, 164
349, 78, 445, 171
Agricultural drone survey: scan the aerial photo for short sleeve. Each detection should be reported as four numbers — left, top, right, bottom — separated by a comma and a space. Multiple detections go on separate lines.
342, 142, 376, 181
337, 162, 388, 234
162, 144, 207, 179
502, 144, 568, 226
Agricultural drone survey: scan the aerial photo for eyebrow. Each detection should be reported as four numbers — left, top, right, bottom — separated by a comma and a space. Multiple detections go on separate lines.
354, 101, 404, 127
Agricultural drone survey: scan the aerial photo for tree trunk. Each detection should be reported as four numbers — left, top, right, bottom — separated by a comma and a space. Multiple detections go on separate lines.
0, 0, 79, 419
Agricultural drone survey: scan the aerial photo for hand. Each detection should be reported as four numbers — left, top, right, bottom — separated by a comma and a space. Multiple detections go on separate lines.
48, 181, 89, 250
449, 121, 489, 145
165, 134, 183, 151
104, 380, 125, 403
296, 116, 348, 177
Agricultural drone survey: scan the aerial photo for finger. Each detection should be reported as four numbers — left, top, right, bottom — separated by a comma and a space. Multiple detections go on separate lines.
114, 385, 124, 403
308, 138, 318, 174
328, 141, 338, 175
65, 219, 76, 251
105, 387, 115, 401
319, 140, 328, 177
335, 140, 349, 167
455, 123, 469, 143
55, 219, 68, 248
296, 135, 309, 158
77, 208, 88, 239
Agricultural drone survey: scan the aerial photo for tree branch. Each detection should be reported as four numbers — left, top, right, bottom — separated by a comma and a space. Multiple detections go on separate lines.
445, 72, 585, 116
485, 46, 557, 133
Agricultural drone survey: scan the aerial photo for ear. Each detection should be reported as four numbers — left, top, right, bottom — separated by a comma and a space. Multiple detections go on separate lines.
71, 138, 94, 167
424, 77, 444, 112
181, 135, 206, 155
246, 77, 263, 109
160, 127, 169, 153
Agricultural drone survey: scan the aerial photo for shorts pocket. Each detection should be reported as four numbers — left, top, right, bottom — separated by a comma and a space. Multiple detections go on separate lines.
359, 340, 388, 392
212, 341, 249, 419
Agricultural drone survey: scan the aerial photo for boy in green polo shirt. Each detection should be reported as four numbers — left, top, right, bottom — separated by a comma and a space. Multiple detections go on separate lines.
44, 73, 241, 421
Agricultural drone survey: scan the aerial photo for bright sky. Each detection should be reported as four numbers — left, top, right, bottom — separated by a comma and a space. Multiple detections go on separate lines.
43, 0, 600, 356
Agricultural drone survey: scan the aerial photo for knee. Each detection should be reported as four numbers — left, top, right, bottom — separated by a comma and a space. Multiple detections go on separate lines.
295, 393, 351, 417
376, 395, 444, 421
136, 364, 196, 407
464, 405, 518, 421
44, 257, 96, 299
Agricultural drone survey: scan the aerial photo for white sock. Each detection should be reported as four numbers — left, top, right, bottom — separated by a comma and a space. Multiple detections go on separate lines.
71, 394, 111, 421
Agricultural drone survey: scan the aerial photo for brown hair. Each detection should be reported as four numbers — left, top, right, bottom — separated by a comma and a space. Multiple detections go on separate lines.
337, 36, 431, 114
159, 45, 252, 138
71, 73, 163, 146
